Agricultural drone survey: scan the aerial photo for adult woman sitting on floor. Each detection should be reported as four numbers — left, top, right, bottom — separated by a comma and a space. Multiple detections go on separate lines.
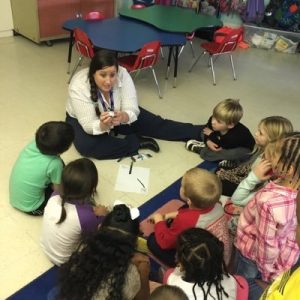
56, 204, 150, 300
66, 50, 202, 159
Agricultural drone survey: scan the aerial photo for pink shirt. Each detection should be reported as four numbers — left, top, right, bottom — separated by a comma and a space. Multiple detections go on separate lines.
236, 181, 299, 282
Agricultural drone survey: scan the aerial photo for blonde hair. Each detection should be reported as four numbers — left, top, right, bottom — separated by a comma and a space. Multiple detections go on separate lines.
259, 116, 293, 143
213, 98, 243, 125
150, 285, 188, 300
264, 132, 300, 189
182, 168, 221, 209
251, 116, 294, 159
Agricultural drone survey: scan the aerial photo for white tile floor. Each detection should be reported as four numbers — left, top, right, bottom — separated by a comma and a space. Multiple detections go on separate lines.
0, 35, 299, 299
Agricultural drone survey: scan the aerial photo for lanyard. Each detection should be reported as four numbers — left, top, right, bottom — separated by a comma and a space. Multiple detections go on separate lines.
97, 90, 114, 112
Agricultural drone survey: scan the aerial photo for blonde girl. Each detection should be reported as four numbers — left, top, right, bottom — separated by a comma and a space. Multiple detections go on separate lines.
234, 133, 300, 298
219, 116, 293, 197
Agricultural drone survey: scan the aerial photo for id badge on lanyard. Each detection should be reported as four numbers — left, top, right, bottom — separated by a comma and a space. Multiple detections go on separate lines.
97, 90, 114, 112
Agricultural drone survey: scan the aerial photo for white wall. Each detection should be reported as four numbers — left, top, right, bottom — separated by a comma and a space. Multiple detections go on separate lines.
0, 0, 13, 37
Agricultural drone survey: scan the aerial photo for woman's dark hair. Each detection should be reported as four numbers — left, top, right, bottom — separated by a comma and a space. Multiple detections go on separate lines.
88, 50, 118, 116
177, 228, 229, 300
57, 158, 98, 224
58, 204, 139, 300
35, 121, 74, 155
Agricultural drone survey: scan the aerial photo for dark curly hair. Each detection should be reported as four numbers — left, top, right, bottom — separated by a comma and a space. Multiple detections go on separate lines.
88, 50, 118, 116
177, 228, 229, 300
57, 158, 98, 224
35, 121, 74, 155
57, 204, 140, 300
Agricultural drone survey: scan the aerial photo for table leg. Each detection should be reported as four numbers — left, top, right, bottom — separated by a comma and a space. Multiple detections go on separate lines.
165, 46, 173, 80
173, 46, 179, 88
67, 31, 74, 74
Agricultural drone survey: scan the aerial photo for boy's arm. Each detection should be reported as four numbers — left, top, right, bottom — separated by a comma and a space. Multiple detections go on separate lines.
203, 117, 222, 147
52, 183, 61, 192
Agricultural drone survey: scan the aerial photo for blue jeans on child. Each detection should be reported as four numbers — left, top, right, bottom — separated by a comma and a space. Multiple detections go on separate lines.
234, 250, 264, 300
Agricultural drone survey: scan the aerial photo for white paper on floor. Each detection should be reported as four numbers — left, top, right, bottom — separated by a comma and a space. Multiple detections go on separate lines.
115, 164, 150, 194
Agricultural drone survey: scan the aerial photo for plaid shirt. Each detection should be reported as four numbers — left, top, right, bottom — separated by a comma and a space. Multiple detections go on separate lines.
236, 181, 300, 282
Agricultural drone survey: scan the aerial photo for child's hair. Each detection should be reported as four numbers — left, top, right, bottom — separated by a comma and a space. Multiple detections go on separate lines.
265, 132, 300, 189
150, 285, 188, 300
177, 228, 229, 300
35, 121, 74, 155
212, 98, 243, 125
88, 50, 118, 116
182, 168, 221, 209
57, 158, 98, 224
259, 116, 293, 144
58, 204, 139, 300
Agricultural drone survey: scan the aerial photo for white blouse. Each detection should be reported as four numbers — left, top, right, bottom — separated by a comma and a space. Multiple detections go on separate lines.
66, 66, 140, 135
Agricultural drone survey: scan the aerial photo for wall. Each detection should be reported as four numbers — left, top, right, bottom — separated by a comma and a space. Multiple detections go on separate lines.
0, 0, 13, 37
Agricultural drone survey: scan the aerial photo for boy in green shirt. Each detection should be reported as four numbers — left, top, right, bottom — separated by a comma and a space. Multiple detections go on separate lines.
9, 121, 74, 215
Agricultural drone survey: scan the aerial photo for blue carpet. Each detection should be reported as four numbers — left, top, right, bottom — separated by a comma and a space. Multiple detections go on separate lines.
8, 161, 217, 300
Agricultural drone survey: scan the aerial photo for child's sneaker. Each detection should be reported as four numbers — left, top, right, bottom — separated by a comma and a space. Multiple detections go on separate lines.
185, 140, 206, 153
218, 160, 239, 170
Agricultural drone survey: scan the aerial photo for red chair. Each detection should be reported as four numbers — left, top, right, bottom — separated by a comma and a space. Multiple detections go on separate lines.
189, 28, 244, 85
179, 32, 195, 58
68, 28, 94, 83
84, 11, 106, 21
118, 41, 162, 98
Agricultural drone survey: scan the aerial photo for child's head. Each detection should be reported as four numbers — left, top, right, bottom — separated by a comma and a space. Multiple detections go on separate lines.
58, 205, 139, 300
177, 228, 228, 297
101, 204, 140, 238
180, 168, 221, 209
35, 121, 74, 155
255, 116, 293, 148
264, 132, 300, 189
296, 190, 300, 247
57, 158, 98, 224
212, 99, 243, 129
150, 285, 188, 300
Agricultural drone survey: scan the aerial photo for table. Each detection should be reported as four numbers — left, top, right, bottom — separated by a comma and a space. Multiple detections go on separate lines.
119, 5, 223, 33
63, 17, 186, 85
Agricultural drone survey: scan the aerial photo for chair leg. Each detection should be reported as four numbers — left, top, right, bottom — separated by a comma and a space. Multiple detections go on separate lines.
209, 55, 216, 85
230, 54, 237, 80
160, 47, 164, 60
68, 56, 83, 84
189, 51, 206, 72
178, 45, 184, 57
151, 67, 162, 99
189, 41, 195, 58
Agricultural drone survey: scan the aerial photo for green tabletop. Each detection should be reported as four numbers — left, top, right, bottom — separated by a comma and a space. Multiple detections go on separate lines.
119, 5, 222, 33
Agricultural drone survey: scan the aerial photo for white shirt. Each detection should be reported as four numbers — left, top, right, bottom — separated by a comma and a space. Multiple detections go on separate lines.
40, 195, 82, 266
167, 267, 238, 300
66, 66, 140, 135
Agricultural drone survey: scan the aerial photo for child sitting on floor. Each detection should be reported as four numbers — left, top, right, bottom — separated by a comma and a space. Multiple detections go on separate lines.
186, 98, 255, 165
9, 121, 74, 215
147, 167, 232, 267
234, 133, 300, 299
40, 158, 108, 266
164, 228, 248, 300
218, 116, 293, 197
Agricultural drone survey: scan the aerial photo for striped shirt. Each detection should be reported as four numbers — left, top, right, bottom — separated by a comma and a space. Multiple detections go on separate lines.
236, 181, 299, 282
66, 66, 140, 135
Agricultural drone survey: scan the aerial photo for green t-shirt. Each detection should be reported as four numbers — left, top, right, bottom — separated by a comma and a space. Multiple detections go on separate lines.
9, 141, 63, 212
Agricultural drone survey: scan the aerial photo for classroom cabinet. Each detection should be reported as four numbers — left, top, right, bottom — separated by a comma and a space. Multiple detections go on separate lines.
10, 0, 115, 44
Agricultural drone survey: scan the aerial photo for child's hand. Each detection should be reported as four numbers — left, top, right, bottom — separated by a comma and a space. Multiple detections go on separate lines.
164, 211, 178, 220
149, 213, 164, 224
203, 127, 213, 136
93, 205, 108, 216
207, 140, 222, 152
216, 168, 225, 176
253, 159, 272, 181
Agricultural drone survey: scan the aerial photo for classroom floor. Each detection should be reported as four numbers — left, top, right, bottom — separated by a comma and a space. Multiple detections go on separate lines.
0, 34, 299, 299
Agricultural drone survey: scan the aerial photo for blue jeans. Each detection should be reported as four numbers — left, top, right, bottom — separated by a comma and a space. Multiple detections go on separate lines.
234, 250, 264, 300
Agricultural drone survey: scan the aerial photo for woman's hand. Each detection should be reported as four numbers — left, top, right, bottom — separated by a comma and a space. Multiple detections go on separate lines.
112, 110, 129, 126
100, 111, 114, 131
253, 159, 272, 181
